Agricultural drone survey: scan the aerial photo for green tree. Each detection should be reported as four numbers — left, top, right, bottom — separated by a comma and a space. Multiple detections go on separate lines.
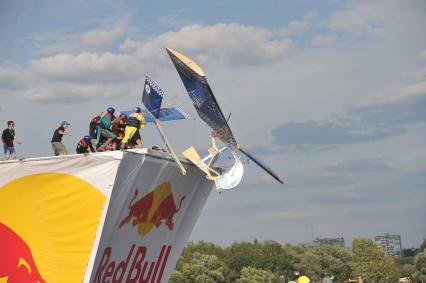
237, 266, 277, 283
413, 250, 426, 283
225, 242, 262, 275
169, 252, 228, 283
258, 241, 294, 276
293, 249, 322, 281
314, 243, 352, 280
420, 239, 426, 253
398, 264, 416, 279
181, 241, 226, 261
169, 270, 186, 283
351, 238, 399, 283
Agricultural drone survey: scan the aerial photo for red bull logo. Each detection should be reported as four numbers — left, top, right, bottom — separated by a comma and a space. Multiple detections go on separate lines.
119, 182, 186, 236
0, 222, 46, 283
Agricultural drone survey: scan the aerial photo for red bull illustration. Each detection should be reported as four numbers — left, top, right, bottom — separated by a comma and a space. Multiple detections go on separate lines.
119, 182, 186, 236
0, 172, 108, 282
0, 222, 46, 283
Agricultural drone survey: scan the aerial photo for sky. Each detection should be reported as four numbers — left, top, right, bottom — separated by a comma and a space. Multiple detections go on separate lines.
1, 0, 425, 248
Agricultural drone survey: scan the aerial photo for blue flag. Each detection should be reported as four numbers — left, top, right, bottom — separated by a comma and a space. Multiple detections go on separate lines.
142, 76, 164, 119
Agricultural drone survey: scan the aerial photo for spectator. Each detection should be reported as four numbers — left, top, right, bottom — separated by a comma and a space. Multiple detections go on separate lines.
51, 121, 71, 156
1, 121, 21, 160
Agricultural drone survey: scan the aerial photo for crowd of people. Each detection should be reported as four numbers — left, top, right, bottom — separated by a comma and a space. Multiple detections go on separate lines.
2, 106, 146, 161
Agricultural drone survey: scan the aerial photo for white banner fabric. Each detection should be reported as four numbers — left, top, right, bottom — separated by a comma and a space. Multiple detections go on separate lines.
0, 152, 122, 283
88, 151, 214, 283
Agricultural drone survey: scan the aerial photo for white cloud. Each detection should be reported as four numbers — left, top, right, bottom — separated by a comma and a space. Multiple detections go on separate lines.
32, 24, 126, 55
29, 52, 142, 83
401, 80, 426, 97
33, 23, 294, 84
310, 34, 337, 46
83, 25, 124, 50
1, 23, 294, 105
420, 49, 426, 59
119, 38, 143, 53
23, 81, 138, 103
157, 14, 193, 30
132, 23, 294, 66
0, 65, 28, 90
279, 10, 318, 36
327, 3, 382, 36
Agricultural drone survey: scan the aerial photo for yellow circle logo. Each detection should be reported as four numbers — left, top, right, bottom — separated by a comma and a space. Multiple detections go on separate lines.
0, 173, 106, 283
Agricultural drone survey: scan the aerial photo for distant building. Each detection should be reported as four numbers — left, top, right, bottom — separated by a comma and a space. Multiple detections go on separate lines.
314, 237, 345, 247
375, 233, 402, 257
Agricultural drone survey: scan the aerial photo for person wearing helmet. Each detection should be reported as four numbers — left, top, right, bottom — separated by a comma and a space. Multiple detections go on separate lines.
114, 113, 127, 148
97, 107, 118, 151
121, 107, 146, 149
51, 121, 71, 156
76, 135, 96, 154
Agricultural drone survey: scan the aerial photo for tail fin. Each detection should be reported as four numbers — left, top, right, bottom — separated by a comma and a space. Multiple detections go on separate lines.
142, 76, 164, 119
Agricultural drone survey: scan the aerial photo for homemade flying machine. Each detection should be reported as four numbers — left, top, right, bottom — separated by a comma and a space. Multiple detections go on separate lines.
166, 47, 283, 191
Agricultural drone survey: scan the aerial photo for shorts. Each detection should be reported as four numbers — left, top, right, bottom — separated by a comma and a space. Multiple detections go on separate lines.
3, 144, 16, 158
130, 130, 141, 144
51, 142, 67, 156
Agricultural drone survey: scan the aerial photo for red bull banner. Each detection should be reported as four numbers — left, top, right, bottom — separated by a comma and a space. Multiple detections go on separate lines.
88, 151, 214, 283
0, 152, 122, 283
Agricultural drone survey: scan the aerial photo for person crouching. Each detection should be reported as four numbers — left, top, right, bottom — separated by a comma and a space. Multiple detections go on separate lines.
76, 135, 96, 154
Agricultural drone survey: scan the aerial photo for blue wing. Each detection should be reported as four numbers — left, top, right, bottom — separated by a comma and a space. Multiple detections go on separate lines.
166, 48, 238, 147
158, 107, 190, 121
167, 47, 283, 185
120, 107, 189, 123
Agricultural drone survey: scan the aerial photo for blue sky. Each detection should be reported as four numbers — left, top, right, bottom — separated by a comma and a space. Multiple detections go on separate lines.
1, 0, 425, 248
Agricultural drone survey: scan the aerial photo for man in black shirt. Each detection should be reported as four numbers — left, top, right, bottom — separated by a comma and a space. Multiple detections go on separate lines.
2, 121, 20, 160
51, 121, 71, 156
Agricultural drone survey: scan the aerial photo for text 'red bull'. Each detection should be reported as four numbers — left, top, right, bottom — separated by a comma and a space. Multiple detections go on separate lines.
119, 182, 186, 235
0, 222, 46, 283
93, 245, 172, 283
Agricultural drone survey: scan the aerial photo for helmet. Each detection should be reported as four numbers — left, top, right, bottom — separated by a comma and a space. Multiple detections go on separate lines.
120, 113, 127, 119
84, 135, 91, 142
62, 120, 71, 126
107, 107, 115, 114
297, 276, 310, 283
134, 106, 141, 113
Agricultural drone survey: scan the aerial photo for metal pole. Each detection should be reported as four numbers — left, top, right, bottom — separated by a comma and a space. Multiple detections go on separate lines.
153, 119, 186, 175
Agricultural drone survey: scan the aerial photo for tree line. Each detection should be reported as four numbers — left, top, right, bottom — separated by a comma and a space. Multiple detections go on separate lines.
169, 238, 426, 283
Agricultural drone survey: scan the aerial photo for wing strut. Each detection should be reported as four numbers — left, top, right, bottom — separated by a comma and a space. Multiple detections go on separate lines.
153, 119, 186, 175
238, 145, 283, 184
